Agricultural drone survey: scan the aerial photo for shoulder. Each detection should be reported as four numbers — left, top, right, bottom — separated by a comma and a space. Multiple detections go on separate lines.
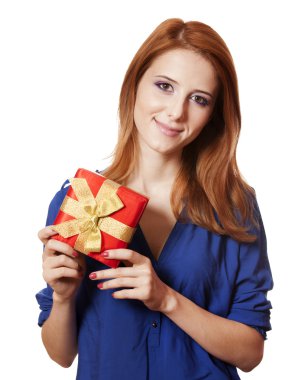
45, 179, 70, 226
45, 169, 102, 226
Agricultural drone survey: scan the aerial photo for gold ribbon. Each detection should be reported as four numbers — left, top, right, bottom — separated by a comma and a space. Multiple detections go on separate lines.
52, 178, 135, 254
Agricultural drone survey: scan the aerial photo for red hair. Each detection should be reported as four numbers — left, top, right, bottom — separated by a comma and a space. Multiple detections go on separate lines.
103, 18, 258, 243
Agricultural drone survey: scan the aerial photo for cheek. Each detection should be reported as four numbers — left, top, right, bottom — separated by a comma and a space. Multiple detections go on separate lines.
186, 109, 213, 142
135, 87, 164, 117
133, 92, 145, 128
133, 99, 148, 132
190, 108, 212, 131
189, 126, 205, 143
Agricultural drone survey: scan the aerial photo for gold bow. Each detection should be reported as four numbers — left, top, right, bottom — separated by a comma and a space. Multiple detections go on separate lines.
52, 177, 135, 254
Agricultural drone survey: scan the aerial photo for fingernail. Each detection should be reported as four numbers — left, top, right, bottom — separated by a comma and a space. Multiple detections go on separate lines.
97, 282, 104, 289
89, 272, 97, 280
73, 251, 79, 257
101, 251, 109, 257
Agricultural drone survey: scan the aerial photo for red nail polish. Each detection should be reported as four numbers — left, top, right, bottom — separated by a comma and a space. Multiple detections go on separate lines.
89, 272, 97, 280
101, 251, 109, 257
97, 282, 104, 289
73, 251, 79, 257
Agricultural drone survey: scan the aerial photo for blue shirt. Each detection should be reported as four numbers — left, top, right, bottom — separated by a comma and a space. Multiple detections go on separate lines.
36, 180, 273, 380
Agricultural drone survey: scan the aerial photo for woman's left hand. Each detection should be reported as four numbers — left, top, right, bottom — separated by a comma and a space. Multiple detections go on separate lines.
89, 249, 174, 312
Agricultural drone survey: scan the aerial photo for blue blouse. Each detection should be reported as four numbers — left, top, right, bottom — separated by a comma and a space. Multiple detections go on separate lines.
36, 180, 273, 380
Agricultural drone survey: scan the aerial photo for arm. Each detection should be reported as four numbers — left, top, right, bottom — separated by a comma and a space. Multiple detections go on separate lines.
38, 227, 85, 367
161, 287, 264, 372
160, 203, 271, 371
42, 294, 78, 368
88, 248, 270, 373
89, 245, 270, 372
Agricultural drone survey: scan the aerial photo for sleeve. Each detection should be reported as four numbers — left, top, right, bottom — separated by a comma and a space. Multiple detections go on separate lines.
35, 180, 69, 327
227, 202, 273, 340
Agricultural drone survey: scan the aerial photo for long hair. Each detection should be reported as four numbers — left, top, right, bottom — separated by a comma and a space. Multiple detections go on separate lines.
103, 18, 258, 243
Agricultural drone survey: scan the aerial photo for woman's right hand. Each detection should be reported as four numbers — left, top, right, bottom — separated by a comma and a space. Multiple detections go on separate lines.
38, 226, 86, 303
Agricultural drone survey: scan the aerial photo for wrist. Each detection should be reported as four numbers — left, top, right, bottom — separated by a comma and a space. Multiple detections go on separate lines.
53, 291, 76, 306
160, 286, 179, 314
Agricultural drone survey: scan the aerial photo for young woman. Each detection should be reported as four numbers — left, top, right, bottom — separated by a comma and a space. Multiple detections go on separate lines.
36, 18, 273, 379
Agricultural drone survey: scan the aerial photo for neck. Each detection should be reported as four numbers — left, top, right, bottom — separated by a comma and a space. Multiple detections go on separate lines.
126, 146, 182, 197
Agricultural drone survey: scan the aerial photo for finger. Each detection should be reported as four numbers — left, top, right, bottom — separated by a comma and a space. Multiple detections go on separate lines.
102, 249, 149, 265
44, 254, 81, 271
97, 277, 139, 290
43, 267, 83, 283
43, 239, 78, 260
38, 226, 58, 245
76, 254, 86, 271
122, 260, 133, 267
111, 288, 139, 299
89, 266, 142, 280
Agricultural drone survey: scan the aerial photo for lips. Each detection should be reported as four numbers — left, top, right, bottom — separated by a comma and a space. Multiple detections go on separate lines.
154, 119, 183, 137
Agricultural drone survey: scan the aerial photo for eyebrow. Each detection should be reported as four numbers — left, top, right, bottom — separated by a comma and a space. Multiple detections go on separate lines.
154, 75, 214, 98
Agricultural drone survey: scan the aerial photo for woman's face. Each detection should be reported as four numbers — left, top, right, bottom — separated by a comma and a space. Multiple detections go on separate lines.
133, 48, 219, 156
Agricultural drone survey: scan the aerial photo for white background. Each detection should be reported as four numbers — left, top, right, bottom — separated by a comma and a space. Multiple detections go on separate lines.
0, 0, 294, 378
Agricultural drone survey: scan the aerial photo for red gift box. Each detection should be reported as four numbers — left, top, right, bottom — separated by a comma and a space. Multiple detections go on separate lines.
51, 168, 149, 268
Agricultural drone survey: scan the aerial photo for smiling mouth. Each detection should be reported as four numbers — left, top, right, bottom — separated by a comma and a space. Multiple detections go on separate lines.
154, 118, 183, 137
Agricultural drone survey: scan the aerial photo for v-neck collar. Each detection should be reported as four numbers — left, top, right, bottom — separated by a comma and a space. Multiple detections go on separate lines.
137, 206, 187, 266
137, 220, 181, 266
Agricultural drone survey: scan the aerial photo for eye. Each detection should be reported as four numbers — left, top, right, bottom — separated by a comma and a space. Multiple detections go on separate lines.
155, 82, 173, 92
191, 95, 209, 107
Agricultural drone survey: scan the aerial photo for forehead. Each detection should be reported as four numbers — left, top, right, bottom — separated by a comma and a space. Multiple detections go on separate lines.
145, 48, 218, 93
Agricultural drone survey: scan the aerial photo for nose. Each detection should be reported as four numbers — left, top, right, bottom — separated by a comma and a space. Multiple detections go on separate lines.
167, 96, 187, 121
